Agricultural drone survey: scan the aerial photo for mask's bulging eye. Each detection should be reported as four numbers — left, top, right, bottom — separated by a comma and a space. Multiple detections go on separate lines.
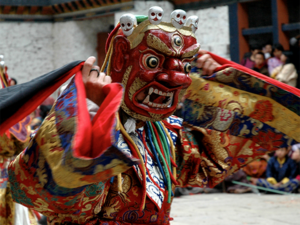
184, 63, 191, 73
146, 56, 159, 69
174, 37, 182, 46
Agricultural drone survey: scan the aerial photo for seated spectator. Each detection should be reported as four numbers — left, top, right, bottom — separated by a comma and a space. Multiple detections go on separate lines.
9, 77, 17, 86
263, 43, 272, 60
241, 44, 261, 69
254, 147, 299, 193
271, 52, 298, 87
268, 43, 284, 74
252, 52, 269, 76
291, 144, 300, 183
243, 157, 268, 178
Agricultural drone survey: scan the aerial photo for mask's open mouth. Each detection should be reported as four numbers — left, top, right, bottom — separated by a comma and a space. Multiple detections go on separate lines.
132, 82, 181, 113
142, 87, 174, 108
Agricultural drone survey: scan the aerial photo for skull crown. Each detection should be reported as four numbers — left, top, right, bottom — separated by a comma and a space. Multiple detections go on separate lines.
118, 7, 199, 37
120, 14, 137, 36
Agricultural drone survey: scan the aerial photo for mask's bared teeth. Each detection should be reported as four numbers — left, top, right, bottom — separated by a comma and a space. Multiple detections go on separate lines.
170, 92, 174, 99
154, 89, 158, 94
162, 92, 167, 96
166, 98, 172, 107
149, 87, 154, 95
143, 95, 150, 104
159, 91, 163, 95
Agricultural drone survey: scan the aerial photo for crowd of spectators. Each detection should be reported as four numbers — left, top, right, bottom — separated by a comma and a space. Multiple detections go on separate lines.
241, 38, 300, 88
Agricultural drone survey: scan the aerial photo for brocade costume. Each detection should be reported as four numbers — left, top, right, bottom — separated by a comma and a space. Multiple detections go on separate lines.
1, 7, 300, 225
0, 63, 38, 225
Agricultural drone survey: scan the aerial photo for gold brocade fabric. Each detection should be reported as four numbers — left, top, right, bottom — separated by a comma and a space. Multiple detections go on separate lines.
0, 130, 37, 225
187, 72, 300, 143
0, 182, 15, 225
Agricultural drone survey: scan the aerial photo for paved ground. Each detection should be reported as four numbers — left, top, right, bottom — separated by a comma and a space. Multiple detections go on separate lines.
170, 193, 300, 225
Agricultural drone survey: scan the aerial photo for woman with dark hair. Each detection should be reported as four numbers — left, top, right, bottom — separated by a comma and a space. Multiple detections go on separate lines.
271, 52, 298, 87
241, 44, 262, 69
268, 43, 284, 74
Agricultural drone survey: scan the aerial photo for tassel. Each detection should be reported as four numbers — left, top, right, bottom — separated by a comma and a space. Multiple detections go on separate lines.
161, 122, 177, 181
117, 174, 123, 193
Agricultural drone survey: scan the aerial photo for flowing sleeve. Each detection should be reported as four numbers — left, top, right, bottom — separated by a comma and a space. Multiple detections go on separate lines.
176, 54, 300, 188
7, 72, 138, 217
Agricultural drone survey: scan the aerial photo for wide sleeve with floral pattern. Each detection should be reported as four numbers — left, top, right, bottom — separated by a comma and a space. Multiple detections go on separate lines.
7, 74, 138, 220
0, 116, 31, 225
175, 62, 300, 188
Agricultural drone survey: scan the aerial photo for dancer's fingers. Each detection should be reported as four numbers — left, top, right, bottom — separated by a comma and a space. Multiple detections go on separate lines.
89, 65, 100, 80
196, 54, 210, 69
82, 56, 96, 82
103, 75, 112, 84
202, 58, 213, 75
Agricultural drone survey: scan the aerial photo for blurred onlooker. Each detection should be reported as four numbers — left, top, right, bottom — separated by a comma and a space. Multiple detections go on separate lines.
254, 147, 299, 193
241, 44, 261, 69
271, 52, 298, 87
243, 157, 268, 178
290, 35, 300, 83
9, 77, 17, 86
291, 144, 300, 183
252, 52, 269, 76
263, 43, 272, 60
268, 43, 284, 75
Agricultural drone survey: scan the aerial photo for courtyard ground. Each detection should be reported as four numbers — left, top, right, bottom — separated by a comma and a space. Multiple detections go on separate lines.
170, 193, 300, 225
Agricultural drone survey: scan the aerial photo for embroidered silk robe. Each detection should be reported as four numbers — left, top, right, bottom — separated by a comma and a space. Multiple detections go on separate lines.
0, 117, 38, 225
7, 64, 300, 224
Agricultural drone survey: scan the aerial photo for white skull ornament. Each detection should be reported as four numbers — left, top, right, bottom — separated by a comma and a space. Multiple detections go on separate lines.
186, 16, 199, 33
120, 14, 137, 37
170, 9, 186, 29
148, 6, 164, 25
0, 61, 4, 68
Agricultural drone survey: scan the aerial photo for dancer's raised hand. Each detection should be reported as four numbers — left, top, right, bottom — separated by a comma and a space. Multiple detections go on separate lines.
82, 56, 112, 106
196, 50, 220, 75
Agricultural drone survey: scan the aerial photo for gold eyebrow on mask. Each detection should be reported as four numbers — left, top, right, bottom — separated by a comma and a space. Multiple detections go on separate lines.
146, 33, 175, 56
181, 44, 200, 58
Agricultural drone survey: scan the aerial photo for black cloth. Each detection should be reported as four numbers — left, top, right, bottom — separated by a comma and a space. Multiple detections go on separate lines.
0, 61, 83, 129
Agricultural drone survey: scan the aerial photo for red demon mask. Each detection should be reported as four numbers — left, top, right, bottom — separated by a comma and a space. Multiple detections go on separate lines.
108, 9, 200, 121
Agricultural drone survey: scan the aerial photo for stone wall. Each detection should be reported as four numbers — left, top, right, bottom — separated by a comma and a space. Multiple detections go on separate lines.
186, 6, 230, 59
52, 15, 114, 69
0, 16, 114, 84
0, 22, 54, 83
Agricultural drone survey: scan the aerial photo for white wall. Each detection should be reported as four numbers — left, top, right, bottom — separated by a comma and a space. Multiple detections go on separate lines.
0, 16, 114, 84
186, 6, 230, 59
52, 15, 114, 69
0, 22, 54, 83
